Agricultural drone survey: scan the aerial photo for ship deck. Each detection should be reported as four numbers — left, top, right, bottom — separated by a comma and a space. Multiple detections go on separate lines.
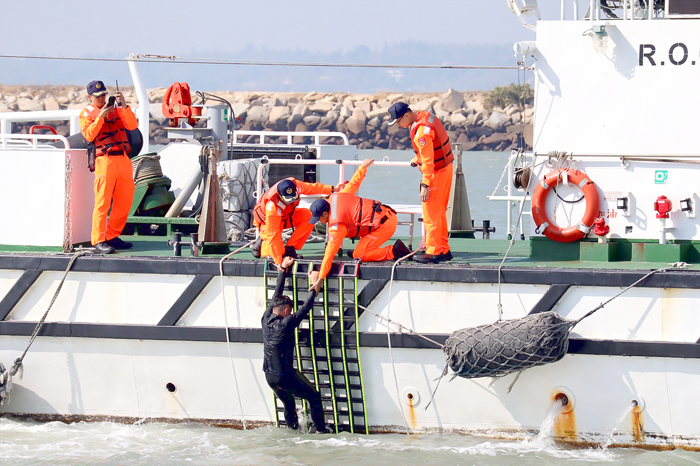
1, 235, 698, 272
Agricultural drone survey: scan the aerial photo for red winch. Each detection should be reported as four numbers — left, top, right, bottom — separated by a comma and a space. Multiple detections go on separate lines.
161, 82, 202, 127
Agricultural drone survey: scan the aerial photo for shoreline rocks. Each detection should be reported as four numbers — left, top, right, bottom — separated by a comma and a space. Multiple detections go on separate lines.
0, 85, 533, 151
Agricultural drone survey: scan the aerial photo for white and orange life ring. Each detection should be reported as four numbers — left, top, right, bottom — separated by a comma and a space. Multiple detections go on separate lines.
531, 168, 600, 243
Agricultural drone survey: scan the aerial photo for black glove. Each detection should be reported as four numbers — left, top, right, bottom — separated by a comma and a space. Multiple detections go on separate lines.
410, 162, 417, 167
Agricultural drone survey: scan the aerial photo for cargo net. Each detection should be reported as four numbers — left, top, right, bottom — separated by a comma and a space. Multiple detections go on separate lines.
442, 311, 575, 380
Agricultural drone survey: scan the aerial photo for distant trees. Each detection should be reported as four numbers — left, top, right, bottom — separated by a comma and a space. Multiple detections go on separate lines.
485, 83, 533, 110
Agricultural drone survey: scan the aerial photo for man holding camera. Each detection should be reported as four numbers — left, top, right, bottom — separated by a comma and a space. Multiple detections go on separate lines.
80, 80, 138, 254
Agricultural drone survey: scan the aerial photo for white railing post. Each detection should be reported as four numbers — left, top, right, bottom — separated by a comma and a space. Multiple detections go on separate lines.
0, 119, 9, 134
69, 115, 80, 135
127, 54, 150, 155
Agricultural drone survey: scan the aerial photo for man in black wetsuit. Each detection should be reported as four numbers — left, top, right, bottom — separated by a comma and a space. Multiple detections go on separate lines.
262, 258, 329, 433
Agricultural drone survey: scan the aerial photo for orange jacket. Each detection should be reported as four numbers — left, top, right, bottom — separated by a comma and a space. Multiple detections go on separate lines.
409, 111, 453, 186
254, 178, 333, 264
329, 192, 391, 239
80, 105, 138, 157
253, 178, 333, 227
320, 166, 386, 279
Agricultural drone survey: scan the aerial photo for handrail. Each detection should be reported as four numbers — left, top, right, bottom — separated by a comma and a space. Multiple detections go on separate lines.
254, 158, 411, 206
558, 0, 669, 21
233, 130, 350, 146
0, 109, 82, 136
0, 133, 71, 150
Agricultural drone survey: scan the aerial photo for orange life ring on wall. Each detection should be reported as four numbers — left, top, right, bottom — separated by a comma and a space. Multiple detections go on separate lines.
531, 168, 600, 243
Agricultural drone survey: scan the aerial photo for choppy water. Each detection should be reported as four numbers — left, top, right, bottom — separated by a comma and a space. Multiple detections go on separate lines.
2, 417, 700, 465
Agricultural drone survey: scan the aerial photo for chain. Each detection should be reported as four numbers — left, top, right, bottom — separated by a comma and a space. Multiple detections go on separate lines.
63, 152, 73, 253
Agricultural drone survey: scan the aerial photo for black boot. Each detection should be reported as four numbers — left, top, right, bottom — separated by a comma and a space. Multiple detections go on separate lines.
94, 241, 115, 254
251, 237, 262, 258
284, 246, 302, 259
392, 239, 411, 260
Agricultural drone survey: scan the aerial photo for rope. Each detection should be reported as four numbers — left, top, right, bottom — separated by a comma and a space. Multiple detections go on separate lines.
218, 239, 257, 430
385, 248, 422, 434
0, 249, 93, 404
495, 152, 537, 321
0, 54, 530, 71
347, 301, 443, 349
574, 262, 688, 324
132, 155, 164, 184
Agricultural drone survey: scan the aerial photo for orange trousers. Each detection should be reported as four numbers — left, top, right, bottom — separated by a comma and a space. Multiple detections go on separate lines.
351, 212, 397, 262
260, 208, 316, 259
92, 155, 135, 245
422, 164, 453, 255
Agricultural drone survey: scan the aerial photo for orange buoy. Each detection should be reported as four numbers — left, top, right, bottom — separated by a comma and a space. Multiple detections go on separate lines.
531, 168, 600, 243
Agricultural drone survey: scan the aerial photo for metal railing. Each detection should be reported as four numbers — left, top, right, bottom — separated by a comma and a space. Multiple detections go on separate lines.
233, 130, 349, 146
559, 0, 668, 21
0, 133, 71, 150
0, 110, 81, 136
488, 151, 532, 240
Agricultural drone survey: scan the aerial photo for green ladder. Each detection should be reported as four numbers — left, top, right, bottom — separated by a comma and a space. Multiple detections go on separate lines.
264, 260, 369, 434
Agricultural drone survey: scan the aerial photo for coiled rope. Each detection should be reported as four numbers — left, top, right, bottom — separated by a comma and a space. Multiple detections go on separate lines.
0, 249, 93, 405
132, 154, 165, 184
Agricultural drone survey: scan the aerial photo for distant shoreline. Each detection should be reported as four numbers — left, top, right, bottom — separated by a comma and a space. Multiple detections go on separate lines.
0, 85, 532, 151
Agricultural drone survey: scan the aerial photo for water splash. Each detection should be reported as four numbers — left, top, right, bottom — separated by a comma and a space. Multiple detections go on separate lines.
526, 396, 566, 448
600, 402, 635, 449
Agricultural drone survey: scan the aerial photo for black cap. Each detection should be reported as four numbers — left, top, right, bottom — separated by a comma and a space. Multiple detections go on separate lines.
388, 102, 410, 126
87, 80, 107, 96
277, 179, 299, 203
308, 199, 330, 224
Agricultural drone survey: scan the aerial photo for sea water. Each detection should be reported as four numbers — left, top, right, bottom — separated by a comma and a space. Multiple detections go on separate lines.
1, 417, 699, 465
2, 150, 699, 464
319, 149, 517, 240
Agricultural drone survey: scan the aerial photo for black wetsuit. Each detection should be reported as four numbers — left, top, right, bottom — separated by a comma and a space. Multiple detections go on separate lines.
262, 271, 325, 431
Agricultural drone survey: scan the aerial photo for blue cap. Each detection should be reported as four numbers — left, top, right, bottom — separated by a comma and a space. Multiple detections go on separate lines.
277, 179, 299, 203
388, 102, 410, 126
309, 199, 330, 224
87, 80, 107, 96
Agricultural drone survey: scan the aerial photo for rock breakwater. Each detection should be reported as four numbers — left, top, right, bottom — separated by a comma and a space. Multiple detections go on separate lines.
0, 85, 532, 151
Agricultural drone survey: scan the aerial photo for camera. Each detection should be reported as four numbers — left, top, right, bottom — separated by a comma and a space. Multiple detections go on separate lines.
107, 96, 116, 107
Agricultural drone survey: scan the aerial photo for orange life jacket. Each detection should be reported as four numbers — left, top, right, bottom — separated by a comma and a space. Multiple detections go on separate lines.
84, 105, 132, 157
329, 192, 393, 239
253, 177, 299, 226
410, 111, 453, 171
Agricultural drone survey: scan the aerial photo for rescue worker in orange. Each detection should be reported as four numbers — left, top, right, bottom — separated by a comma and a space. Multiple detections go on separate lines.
388, 102, 453, 263
80, 80, 138, 254
308, 159, 411, 292
252, 177, 344, 270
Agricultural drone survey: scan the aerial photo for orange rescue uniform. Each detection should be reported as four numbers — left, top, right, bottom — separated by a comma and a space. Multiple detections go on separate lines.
318, 166, 396, 280
253, 178, 332, 265
410, 111, 453, 255
80, 104, 138, 245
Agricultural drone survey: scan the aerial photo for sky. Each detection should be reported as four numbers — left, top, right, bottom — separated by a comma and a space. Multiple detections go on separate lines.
0, 0, 563, 92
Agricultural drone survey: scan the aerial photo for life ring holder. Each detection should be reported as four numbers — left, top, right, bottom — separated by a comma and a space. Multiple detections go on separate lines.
531, 168, 600, 243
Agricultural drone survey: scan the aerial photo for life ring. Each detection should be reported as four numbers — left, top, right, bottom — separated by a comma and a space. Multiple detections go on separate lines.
531, 168, 600, 243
